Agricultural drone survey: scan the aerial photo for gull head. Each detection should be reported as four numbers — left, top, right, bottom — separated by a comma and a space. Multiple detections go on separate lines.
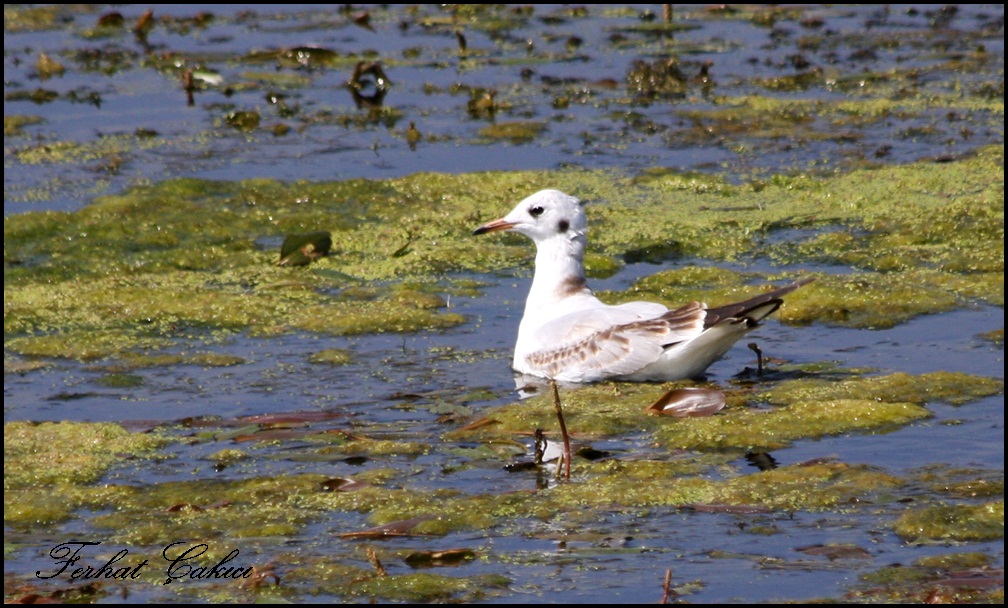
473, 189, 587, 244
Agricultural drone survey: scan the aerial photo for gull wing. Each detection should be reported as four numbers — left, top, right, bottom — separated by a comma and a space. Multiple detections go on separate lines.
520, 301, 707, 382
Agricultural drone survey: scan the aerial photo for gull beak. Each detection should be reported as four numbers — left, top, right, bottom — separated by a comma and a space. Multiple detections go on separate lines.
473, 218, 516, 236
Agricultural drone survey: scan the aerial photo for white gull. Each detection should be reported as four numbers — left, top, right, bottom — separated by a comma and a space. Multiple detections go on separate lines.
473, 189, 812, 383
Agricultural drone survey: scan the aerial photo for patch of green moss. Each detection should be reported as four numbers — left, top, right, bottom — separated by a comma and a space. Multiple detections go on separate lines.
712, 461, 904, 511
764, 372, 1004, 407
4, 483, 132, 528
299, 483, 434, 519
349, 572, 504, 603
583, 251, 624, 279
4, 421, 168, 488
87, 475, 327, 545
5, 149, 1003, 362
979, 328, 1004, 345
239, 70, 314, 88
771, 271, 999, 328
100, 352, 247, 371
96, 371, 144, 388
12, 133, 166, 165
646, 371, 999, 452
298, 478, 538, 536
5, 330, 176, 362
894, 500, 1004, 543
3, 5, 74, 32
915, 552, 996, 570
317, 438, 431, 458
539, 459, 902, 512
4, 114, 45, 136
308, 348, 354, 365
932, 477, 1004, 500
414, 4, 534, 36
3, 271, 466, 360
207, 448, 249, 467
654, 398, 931, 452
4, 421, 169, 527
284, 549, 511, 603
854, 552, 1003, 603
682, 93, 1002, 147
477, 121, 547, 143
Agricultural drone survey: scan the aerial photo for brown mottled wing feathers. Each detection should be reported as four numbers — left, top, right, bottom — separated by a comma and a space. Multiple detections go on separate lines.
522, 279, 813, 379
525, 301, 707, 378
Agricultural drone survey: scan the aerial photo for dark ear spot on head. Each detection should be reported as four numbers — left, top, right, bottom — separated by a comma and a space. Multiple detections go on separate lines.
557, 219, 569, 233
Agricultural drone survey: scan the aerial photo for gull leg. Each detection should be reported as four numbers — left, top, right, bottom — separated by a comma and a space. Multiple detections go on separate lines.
747, 342, 764, 376
550, 379, 572, 480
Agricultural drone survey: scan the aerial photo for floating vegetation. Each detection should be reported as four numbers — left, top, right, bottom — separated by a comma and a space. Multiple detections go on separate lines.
278, 231, 333, 266
477, 120, 547, 144
307, 348, 354, 366
894, 501, 1004, 543
3, 148, 1002, 361
4, 421, 169, 526
224, 110, 260, 131
852, 552, 1003, 603
3, 114, 45, 136
4, 421, 168, 487
3, 4, 1003, 604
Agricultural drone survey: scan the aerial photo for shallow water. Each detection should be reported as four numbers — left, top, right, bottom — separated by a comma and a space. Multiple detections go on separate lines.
5, 4, 1004, 215
4, 4, 1004, 604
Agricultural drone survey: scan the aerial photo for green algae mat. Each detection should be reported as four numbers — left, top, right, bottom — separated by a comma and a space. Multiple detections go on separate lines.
5, 149, 1004, 603
5, 147, 1004, 359
4, 3, 1003, 604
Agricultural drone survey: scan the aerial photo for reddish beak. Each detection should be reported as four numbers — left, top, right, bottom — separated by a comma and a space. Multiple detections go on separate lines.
472, 218, 516, 235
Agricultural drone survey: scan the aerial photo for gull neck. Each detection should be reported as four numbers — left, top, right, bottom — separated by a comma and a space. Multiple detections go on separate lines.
524, 230, 591, 312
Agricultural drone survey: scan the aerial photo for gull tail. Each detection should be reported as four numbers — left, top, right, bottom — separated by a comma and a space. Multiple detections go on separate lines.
703, 277, 815, 328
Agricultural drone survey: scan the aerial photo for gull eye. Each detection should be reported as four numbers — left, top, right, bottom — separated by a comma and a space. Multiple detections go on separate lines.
529, 206, 545, 217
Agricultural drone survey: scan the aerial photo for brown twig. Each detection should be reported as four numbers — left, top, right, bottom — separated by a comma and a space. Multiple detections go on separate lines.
661, 568, 674, 603
366, 546, 387, 577
181, 69, 195, 107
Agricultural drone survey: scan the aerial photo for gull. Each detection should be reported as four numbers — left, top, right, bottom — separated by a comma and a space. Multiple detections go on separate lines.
473, 189, 813, 384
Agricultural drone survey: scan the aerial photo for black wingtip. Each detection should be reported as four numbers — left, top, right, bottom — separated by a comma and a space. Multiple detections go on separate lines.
704, 278, 813, 328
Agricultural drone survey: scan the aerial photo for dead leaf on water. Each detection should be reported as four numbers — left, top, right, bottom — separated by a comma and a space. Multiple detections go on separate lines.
645, 387, 726, 417
403, 548, 476, 568
338, 516, 437, 540
240, 410, 347, 425
796, 544, 872, 560
458, 417, 500, 431
320, 477, 370, 492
